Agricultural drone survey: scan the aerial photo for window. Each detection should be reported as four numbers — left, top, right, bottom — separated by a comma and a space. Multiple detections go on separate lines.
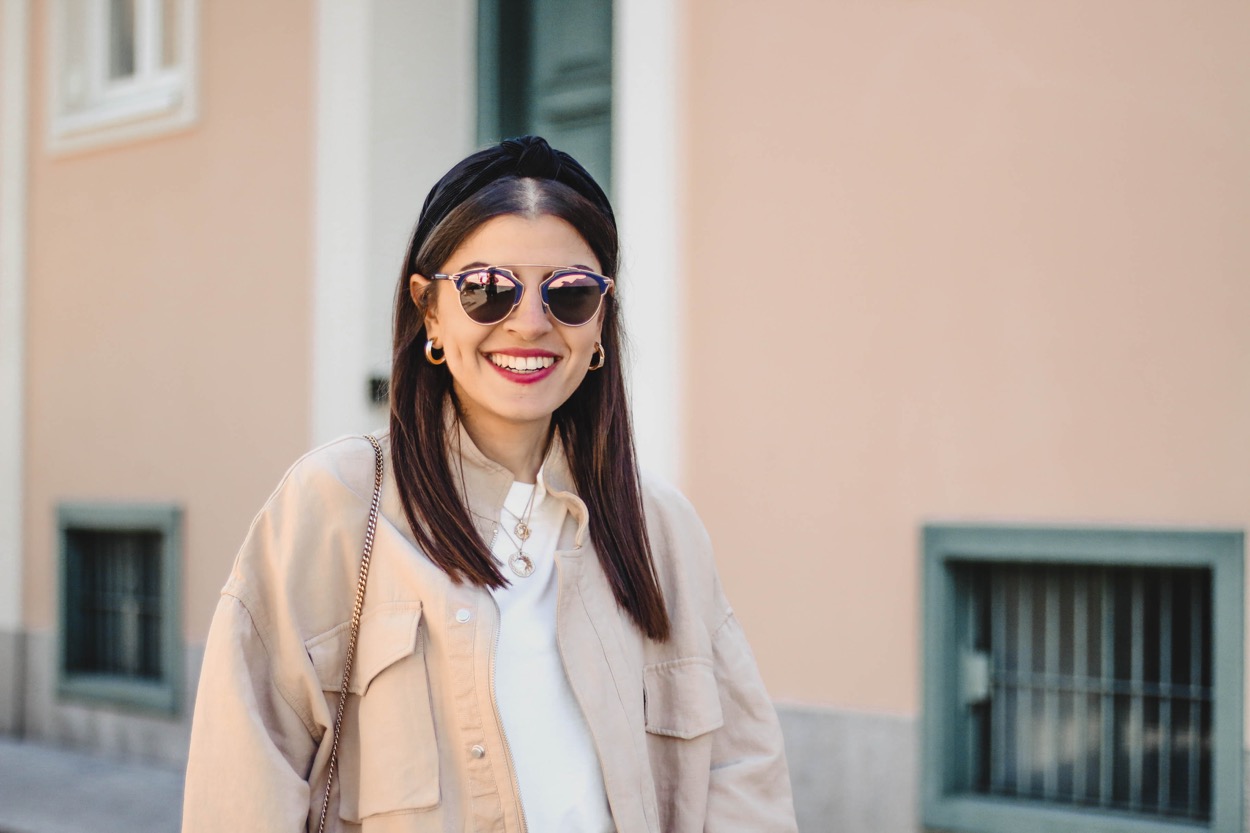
49, 0, 198, 153
923, 525, 1243, 833
58, 504, 182, 712
477, 0, 613, 192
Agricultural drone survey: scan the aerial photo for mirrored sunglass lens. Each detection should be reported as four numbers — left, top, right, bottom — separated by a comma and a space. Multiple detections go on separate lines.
459, 270, 518, 323
546, 273, 603, 324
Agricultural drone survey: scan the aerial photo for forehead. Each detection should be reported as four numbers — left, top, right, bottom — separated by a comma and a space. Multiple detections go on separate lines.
445, 214, 600, 273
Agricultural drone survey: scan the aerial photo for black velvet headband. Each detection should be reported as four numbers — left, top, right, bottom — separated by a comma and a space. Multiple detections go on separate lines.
410, 135, 614, 269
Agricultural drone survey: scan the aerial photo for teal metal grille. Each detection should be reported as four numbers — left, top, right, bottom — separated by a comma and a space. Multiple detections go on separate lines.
65, 528, 164, 680
962, 564, 1213, 821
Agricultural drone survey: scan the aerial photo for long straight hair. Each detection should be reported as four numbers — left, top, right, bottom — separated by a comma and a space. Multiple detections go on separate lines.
389, 176, 670, 641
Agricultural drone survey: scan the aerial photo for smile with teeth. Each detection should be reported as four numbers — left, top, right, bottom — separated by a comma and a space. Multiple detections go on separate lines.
487, 353, 558, 373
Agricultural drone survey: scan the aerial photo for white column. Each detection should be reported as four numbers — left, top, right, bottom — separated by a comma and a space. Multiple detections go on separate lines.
614, 0, 684, 485
364, 0, 476, 392
313, 0, 476, 445
312, 0, 374, 444
0, 0, 31, 633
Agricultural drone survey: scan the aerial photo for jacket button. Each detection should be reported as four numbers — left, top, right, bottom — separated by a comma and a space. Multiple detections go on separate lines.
470, 744, 486, 759
455, 608, 471, 623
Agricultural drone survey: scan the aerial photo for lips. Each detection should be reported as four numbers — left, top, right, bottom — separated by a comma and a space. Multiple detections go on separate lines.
484, 351, 560, 385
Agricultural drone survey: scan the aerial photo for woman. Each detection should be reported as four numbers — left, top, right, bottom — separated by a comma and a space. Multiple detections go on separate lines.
183, 137, 796, 832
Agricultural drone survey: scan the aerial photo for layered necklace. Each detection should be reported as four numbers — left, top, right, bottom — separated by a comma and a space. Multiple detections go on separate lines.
488, 482, 539, 578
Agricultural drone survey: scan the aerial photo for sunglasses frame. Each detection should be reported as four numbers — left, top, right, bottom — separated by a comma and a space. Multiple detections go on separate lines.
430, 264, 614, 327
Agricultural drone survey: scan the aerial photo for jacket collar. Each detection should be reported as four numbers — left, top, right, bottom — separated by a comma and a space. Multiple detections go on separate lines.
445, 408, 590, 549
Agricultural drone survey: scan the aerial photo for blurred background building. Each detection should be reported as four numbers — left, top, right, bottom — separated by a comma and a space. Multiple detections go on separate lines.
0, 1, 1247, 832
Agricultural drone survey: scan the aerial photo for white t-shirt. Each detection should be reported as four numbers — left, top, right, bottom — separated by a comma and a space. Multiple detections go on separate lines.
487, 471, 614, 832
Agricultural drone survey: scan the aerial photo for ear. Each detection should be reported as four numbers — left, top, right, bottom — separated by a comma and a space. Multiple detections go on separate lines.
409, 273, 431, 306
410, 273, 437, 323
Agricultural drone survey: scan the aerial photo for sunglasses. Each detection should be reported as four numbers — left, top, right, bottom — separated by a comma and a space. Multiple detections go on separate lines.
430, 265, 614, 327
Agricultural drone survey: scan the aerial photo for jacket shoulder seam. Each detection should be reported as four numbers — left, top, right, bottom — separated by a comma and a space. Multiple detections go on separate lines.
221, 591, 320, 738
233, 435, 378, 555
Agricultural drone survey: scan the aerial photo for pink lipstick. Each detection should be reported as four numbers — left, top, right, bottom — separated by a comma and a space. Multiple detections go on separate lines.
484, 350, 561, 385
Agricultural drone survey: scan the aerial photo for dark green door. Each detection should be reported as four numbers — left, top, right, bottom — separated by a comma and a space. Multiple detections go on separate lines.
478, 0, 613, 191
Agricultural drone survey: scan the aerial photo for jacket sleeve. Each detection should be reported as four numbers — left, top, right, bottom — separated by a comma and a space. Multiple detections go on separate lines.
706, 610, 799, 832
182, 594, 318, 832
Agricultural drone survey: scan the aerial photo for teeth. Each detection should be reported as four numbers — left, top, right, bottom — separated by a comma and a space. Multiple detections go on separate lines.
489, 353, 556, 372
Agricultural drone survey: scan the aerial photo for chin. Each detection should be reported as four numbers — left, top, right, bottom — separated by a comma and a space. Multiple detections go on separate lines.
456, 374, 581, 430
462, 396, 562, 428
499, 402, 566, 426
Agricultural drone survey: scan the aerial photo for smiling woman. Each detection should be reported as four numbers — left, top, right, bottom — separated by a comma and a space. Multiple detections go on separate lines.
182, 137, 798, 832
411, 214, 608, 477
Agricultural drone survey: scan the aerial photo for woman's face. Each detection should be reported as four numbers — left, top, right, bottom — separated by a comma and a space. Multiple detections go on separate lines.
412, 213, 605, 438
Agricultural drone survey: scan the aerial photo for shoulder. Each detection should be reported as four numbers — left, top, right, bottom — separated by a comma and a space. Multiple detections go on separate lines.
265, 431, 388, 507
637, 467, 720, 595
224, 432, 387, 608
638, 467, 712, 553
636, 469, 736, 656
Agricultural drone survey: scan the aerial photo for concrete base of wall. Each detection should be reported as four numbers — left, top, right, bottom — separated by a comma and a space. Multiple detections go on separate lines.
0, 628, 24, 734
19, 630, 203, 768
777, 703, 919, 833
779, 703, 1250, 833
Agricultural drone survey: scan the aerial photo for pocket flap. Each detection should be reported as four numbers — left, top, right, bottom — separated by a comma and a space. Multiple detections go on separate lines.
307, 603, 423, 696
643, 657, 724, 739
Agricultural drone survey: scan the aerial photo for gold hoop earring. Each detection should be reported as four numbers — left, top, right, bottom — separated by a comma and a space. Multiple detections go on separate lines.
424, 339, 446, 365
588, 342, 605, 371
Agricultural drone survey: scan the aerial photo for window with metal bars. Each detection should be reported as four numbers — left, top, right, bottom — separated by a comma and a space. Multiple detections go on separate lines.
58, 504, 182, 713
923, 526, 1243, 833
65, 529, 163, 679
965, 564, 1211, 818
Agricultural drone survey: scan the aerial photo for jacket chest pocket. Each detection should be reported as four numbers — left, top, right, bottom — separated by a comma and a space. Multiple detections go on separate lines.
308, 603, 440, 822
643, 657, 724, 740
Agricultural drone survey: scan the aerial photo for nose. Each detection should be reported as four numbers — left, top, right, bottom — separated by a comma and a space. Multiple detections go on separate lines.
504, 280, 553, 340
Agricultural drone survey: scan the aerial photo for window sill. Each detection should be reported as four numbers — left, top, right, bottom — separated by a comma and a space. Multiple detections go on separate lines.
48, 83, 197, 156
58, 673, 178, 715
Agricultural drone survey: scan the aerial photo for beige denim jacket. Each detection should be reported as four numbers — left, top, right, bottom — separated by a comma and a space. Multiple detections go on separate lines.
182, 428, 796, 832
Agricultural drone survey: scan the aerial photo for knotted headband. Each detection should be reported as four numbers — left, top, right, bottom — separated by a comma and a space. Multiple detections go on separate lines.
409, 135, 614, 270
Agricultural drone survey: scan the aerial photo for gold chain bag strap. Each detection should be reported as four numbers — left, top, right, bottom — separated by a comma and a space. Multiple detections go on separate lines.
317, 434, 385, 833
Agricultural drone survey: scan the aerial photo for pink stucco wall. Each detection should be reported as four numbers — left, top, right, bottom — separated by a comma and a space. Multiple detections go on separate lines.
23, 0, 315, 641
683, 0, 1250, 712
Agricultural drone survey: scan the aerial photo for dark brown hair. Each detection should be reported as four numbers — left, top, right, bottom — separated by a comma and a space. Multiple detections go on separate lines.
389, 141, 670, 641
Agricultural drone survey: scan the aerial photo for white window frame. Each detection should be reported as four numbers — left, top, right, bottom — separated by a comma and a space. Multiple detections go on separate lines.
48, 0, 199, 154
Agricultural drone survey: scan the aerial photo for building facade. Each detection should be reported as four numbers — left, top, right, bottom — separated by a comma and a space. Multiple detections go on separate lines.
1, 1, 1247, 831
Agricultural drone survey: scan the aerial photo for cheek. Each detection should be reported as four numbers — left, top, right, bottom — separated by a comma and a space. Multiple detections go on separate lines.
445, 329, 486, 363
441, 320, 496, 374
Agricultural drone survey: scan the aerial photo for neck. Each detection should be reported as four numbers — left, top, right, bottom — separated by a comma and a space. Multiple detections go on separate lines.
456, 405, 549, 485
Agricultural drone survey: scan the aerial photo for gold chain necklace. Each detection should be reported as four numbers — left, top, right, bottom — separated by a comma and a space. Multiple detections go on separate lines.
483, 482, 539, 579
494, 522, 535, 578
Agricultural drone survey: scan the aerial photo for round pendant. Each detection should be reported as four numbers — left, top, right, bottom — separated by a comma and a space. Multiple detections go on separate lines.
508, 552, 535, 578
514, 521, 531, 541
